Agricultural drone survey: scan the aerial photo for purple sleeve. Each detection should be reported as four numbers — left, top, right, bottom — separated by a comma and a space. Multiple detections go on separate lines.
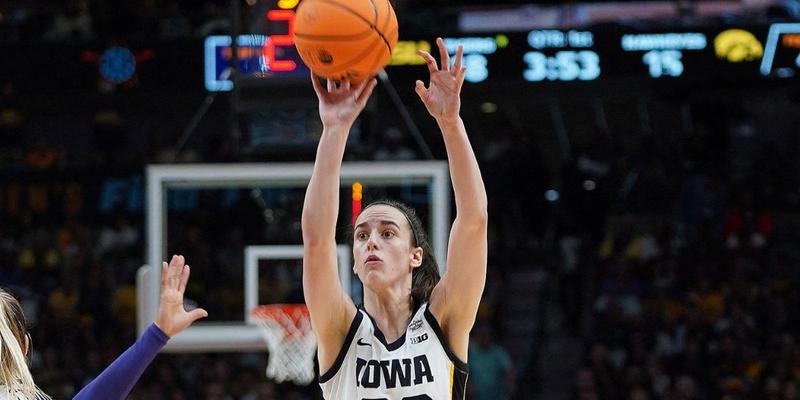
73, 324, 169, 400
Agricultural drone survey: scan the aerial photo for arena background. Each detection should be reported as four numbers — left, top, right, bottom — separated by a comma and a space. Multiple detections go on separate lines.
1, 0, 799, 398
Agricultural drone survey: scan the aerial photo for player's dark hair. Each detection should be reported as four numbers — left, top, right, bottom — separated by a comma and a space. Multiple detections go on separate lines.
362, 200, 440, 315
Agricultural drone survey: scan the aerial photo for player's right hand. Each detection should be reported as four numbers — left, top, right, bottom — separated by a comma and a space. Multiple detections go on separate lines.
311, 72, 377, 130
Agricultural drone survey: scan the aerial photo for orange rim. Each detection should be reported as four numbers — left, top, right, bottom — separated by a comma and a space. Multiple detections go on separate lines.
251, 304, 311, 338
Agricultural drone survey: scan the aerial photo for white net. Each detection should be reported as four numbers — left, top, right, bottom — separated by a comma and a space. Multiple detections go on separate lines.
251, 305, 317, 385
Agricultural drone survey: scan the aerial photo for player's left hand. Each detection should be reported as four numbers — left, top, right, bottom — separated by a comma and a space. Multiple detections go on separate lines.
416, 38, 466, 124
155, 255, 208, 337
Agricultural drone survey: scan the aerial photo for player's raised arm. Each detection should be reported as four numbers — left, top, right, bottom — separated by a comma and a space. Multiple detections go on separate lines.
74, 255, 207, 400
302, 74, 377, 371
416, 38, 489, 360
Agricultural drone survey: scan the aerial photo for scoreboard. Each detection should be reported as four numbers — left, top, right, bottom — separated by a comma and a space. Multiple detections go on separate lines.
204, 0, 800, 91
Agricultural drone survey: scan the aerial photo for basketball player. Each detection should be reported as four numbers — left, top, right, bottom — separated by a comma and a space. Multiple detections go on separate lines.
0, 255, 207, 399
303, 38, 487, 399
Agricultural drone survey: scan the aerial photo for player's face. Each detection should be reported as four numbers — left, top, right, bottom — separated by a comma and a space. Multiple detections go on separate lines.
353, 205, 422, 291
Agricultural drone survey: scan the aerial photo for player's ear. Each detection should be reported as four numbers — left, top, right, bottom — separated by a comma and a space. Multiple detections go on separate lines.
23, 332, 30, 357
410, 246, 423, 269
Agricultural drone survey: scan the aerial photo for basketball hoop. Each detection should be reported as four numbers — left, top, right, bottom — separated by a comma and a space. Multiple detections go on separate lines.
251, 304, 317, 385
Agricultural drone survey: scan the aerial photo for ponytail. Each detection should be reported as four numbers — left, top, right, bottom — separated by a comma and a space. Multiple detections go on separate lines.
0, 289, 50, 399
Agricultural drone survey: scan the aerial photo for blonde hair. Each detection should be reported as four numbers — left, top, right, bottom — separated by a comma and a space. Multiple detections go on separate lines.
0, 289, 50, 400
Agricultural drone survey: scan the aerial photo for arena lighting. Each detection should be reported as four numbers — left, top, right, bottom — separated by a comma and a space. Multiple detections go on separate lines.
545, 189, 560, 202
99, 47, 137, 83
582, 180, 597, 191
480, 102, 498, 113
82, 47, 154, 86
760, 23, 800, 75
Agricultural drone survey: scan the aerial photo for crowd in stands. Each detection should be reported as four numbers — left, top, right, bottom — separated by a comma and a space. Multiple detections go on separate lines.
572, 192, 800, 399
4, 85, 800, 398
2, 8, 800, 393
570, 140, 800, 398
0, 0, 229, 42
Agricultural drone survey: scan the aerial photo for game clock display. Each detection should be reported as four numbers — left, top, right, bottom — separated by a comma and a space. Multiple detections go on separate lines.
204, 0, 800, 91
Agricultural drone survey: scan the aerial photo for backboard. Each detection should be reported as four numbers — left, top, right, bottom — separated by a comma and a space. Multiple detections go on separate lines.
137, 162, 450, 352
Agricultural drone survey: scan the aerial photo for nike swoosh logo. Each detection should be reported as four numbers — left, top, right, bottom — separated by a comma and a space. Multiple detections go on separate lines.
357, 338, 371, 347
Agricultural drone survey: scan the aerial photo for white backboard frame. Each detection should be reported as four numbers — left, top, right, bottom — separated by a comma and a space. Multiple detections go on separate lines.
139, 162, 451, 352
243, 244, 351, 325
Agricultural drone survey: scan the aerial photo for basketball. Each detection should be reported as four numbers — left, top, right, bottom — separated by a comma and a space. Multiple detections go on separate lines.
294, 0, 399, 83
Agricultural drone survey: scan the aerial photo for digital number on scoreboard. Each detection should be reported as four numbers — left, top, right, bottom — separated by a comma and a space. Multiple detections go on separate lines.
204, 1, 800, 91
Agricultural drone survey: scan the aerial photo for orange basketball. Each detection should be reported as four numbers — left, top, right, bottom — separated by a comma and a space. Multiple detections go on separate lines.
294, 0, 399, 83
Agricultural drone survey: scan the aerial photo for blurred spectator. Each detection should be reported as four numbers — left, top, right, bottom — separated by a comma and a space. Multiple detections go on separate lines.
374, 127, 416, 161
675, 167, 728, 247
97, 215, 139, 256
468, 320, 515, 400
725, 186, 774, 254
44, 0, 92, 41
159, 2, 191, 38
194, 1, 230, 37
92, 108, 129, 167
0, 82, 23, 165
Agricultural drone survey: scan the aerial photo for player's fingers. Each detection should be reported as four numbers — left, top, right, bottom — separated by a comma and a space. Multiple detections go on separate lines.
310, 72, 325, 95
356, 79, 378, 106
418, 50, 438, 74
167, 255, 181, 285
353, 78, 370, 97
453, 44, 464, 72
344, 79, 351, 91
436, 37, 450, 71
457, 66, 467, 86
175, 255, 186, 284
327, 78, 334, 92
168, 254, 182, 269
353, 80, 372, 98
188, 308, 209, 323
414, 80, 428, 101
160, 261, 169, 288
178, 265, 191, 294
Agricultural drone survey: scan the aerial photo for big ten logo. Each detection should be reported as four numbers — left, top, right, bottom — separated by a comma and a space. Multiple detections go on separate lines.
390, 41, 431, 66
0, 182, 83, 216
409, 333, 428, 344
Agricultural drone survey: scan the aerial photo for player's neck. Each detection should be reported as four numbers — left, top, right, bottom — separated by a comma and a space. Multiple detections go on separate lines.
363, 289, 412, 343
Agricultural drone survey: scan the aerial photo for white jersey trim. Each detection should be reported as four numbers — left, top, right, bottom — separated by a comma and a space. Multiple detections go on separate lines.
319, 310, 364, 383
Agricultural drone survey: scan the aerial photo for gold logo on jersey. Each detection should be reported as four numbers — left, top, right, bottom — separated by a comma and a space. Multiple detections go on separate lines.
714, 29, 764, 62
